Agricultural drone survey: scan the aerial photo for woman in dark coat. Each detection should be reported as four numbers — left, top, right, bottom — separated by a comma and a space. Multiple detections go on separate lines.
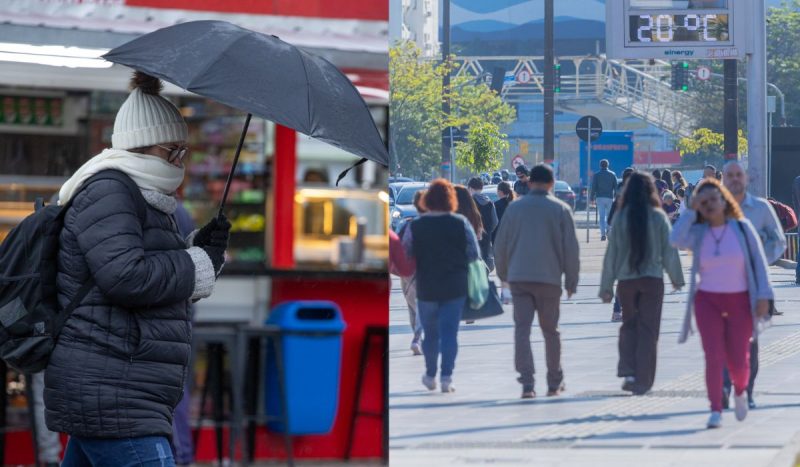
401, 179, 480, 393
47, 72, 229, 466
493, 181, 515, 234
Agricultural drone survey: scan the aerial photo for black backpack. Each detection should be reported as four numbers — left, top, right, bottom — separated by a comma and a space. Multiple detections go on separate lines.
0, 170, 146, 373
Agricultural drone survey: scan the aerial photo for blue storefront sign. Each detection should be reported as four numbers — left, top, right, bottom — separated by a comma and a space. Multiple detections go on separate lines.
579, 131, 634, 186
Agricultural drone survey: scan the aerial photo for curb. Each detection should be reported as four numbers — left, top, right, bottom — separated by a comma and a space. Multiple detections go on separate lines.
768, 431, 800, 467
775, 259, 797, 270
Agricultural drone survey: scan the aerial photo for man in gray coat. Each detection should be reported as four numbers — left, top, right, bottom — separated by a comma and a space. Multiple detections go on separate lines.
722, 161, 786, 409
494, 164, 580, 399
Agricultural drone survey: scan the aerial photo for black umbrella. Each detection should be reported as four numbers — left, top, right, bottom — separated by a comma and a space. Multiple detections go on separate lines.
103, 20, 388, 218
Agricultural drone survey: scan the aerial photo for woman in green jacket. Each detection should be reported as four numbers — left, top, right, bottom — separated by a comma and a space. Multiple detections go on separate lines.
600, 172, 686, 395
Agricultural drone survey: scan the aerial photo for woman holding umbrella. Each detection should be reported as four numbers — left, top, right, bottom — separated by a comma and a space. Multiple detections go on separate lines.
47, 72, 230, 465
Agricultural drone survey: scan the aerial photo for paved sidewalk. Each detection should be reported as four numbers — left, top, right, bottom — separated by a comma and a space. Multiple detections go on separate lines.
390, 230, 800, 466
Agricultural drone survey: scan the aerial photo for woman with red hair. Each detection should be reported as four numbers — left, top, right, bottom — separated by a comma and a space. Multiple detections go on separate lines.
401, 179, 480, 393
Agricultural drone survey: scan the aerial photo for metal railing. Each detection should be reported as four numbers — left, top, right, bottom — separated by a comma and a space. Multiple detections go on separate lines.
784, 232, 798, 262
451, 55, 695, 137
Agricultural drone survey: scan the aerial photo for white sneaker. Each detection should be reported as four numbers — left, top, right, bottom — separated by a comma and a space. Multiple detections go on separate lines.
441, 377, 455, 393
410, 341, 422, 356
707, 411, 722, 429
421, 374, 436, 391
734, 392, 748, 421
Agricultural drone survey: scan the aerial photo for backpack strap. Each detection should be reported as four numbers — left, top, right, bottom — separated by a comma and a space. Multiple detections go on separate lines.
54, 170, 149, 336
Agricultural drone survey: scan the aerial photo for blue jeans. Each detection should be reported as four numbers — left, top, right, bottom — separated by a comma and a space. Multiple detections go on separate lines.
62, 436, 176, 467
596, 197, 613, 237
418, 296, 465, 378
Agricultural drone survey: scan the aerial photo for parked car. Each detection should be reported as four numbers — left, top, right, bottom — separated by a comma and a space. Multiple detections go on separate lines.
390, 182, 429, 231
554, 180, 576, 210
389, 176, 415, 183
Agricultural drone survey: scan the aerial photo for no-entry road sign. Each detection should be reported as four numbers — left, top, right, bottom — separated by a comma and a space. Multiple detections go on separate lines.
576, 115, 603, 142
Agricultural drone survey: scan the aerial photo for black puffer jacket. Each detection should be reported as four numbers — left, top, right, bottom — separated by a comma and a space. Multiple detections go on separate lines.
45, 176, 197, 438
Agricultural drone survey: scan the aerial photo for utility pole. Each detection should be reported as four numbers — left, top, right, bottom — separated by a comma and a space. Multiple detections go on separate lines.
747, 0, 768, 196
441, 0, 452, 180
544, 0, 555, 160
723, 60, 738, 161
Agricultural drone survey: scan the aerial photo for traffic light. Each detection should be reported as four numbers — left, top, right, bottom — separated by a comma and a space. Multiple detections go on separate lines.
671, 61, 689, 92
554, 63, 561, 93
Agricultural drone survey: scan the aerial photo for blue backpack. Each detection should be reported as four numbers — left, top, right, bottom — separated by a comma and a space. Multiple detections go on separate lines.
0, 170, 145, 373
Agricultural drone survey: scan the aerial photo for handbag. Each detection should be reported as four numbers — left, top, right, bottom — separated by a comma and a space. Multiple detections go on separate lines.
737, 222, 777, 317
467, 259, 489, 310
462, 280, 504, 321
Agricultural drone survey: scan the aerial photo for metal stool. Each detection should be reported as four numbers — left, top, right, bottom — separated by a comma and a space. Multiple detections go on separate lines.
345, 325, 388, 462
235, 325, 294, 467
191, 326, 243, 466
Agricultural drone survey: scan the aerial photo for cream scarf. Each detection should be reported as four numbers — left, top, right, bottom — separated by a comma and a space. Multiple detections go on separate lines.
58, 148, 185, 205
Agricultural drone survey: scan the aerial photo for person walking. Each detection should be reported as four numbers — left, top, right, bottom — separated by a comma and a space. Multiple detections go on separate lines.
792, 174, 800, 285
494, 181, 515, 227
661, 169, 674, 193
401, 179, 481, 393
46, 72, 229, 465
590, 159, 617, 241
653, 170, 668, 195
398, 190, 426, 355
662, 190, 680, 224
721, 161, 786, 409
468, 177, 499, 271
494, 181, 516, 303
607, 167, 634, 322
171, 201, 198, 467
455, 185, 490, 271
670, 178, 773, 429
600, 172, 685, 395
494, 164, 580, 399
514, 165, 530, 197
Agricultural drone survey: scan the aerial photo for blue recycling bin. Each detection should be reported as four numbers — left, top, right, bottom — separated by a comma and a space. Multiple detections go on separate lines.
265, 300, 346, 435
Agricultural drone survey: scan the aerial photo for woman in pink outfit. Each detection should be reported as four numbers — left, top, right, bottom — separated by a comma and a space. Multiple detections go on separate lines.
670, 179, 773, 429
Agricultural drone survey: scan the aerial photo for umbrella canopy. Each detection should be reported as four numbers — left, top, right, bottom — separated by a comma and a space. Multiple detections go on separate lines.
102, 20, 388, 169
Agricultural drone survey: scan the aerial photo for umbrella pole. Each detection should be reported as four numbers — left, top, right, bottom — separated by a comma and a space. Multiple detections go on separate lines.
218, 112, 252, 220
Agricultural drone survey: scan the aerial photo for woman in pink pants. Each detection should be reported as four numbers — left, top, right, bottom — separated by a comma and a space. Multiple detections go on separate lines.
670, 178, 773, 429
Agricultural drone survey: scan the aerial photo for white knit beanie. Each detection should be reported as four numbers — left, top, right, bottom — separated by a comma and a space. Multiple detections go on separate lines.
112, 72, 188, 150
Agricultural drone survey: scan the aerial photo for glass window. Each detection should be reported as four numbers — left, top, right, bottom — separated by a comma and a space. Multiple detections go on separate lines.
629, 0, 726, 9
555, 181, 570, 191
396, 185, 427, 204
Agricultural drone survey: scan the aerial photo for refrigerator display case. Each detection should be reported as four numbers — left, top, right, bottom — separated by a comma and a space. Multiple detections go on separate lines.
180, 107, 273, 274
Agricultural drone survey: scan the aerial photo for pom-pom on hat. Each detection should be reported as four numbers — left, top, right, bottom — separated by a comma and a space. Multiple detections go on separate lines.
111, 71, 188, 150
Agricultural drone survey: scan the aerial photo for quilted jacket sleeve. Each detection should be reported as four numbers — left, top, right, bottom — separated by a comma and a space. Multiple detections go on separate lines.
66, 179, 196, 308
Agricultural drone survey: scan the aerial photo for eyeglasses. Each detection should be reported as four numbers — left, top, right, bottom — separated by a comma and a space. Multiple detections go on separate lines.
156, 144, 188, 163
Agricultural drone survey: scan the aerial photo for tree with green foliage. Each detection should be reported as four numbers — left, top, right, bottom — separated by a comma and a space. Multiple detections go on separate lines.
676, 128, 748, 168
767, 0, 800, 126
389, 41, 516, 179
455, 122, 510, 173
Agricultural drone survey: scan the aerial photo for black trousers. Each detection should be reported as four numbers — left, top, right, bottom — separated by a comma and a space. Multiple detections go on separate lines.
723, 339, 759, 399
616, 278, 665, 392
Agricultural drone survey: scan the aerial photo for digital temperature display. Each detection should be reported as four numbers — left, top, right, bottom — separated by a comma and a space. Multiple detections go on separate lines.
607, 1, 745, 59
629, 14, 729, 43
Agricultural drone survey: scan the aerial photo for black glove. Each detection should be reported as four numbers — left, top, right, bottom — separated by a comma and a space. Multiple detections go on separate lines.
207, 223, 231, 250
202, 245, 225, 275
194, 214, 231, 247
